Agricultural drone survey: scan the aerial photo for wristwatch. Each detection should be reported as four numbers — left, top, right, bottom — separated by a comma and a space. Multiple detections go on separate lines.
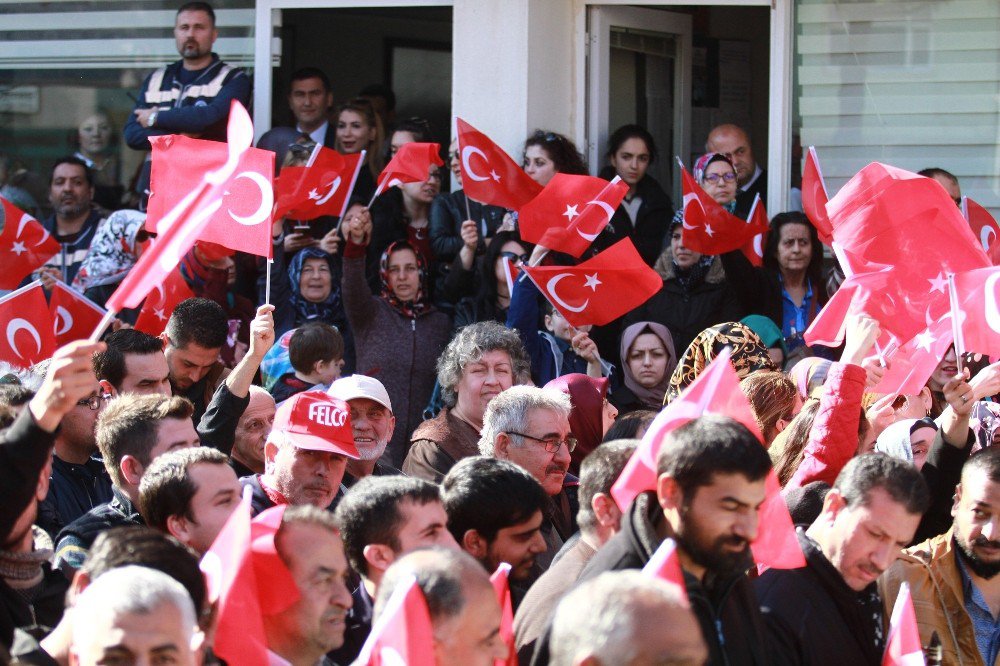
148, 110, 158, 128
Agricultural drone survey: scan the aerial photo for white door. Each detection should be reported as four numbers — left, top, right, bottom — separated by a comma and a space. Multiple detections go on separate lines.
587, 6, 692, 197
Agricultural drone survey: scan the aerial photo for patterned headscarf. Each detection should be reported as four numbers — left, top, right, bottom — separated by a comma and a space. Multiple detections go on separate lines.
71, 209, 147, 291
693, 152, 735, 184
380, 240, 430, 319
665, 321, 776, 403
288, 247, 342, 325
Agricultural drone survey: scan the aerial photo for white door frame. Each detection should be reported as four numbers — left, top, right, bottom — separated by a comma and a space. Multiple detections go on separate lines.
575, 0, 792, 215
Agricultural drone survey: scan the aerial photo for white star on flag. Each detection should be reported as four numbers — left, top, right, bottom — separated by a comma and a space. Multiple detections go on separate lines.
584, 273, 602, 291
154, 308, 167, 321
11, 242, 26, 256
928, 272, 948, 294
914, 329, 936, 354
705, 224, 714, 237
308, 188, 320, 200
563, 204, 579, 222
490, 170, 501, 182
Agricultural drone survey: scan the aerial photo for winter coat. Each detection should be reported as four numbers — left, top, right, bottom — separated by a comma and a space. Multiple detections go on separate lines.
402, 408, 481, 484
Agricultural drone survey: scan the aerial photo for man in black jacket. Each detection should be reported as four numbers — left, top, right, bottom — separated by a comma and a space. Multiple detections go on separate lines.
755, 454, 929, 666
533, 415, 774, 666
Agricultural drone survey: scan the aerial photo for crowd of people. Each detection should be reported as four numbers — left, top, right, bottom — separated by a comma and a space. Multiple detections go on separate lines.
1, 2, 996, 666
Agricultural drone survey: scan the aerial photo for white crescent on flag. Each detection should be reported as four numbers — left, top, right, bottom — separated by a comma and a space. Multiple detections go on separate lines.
228, 171, 274, 226
461, 146, 490, 182
54, 305, 73, 337
313, 176, 342, 206
16, 213, 50, 246
7, 319, 41, 360
985, 271, 1000, 335
546, 273, 589, 313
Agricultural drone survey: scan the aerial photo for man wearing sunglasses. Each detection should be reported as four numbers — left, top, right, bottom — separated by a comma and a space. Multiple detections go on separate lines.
478, 386, 578, 576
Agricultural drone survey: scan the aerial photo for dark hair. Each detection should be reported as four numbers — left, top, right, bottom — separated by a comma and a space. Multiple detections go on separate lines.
334, 476, 441, 577
442, 456, 547, 543
289, 67, 331, 94
602, 410, 657, 442
834, 453, 929, 515
395, 117, 433, 144
524, 130, 588, 176
655, 415, 771, 500
577, 440, 638, 532
605, 124, 658, 165
97, 394, 195, 488
763, 212, 825, 289
741, 371, 799, 444
164, 297, 228, 351
94, 329, 165, 390
963, 447, 1000, 485
176, 1, 215, 25
83, 526, 207, 618
288, 322, 343, 374
917, 167, 957, 183
0, 404, 15, 429
138, 447, 230, 532
0, 384, 34, 408
358, 83, 396, 112
50, 155, 94, 188
476, 230, 527, 308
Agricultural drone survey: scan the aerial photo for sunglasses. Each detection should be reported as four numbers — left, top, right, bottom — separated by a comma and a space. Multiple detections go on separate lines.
500, 251, 529, 264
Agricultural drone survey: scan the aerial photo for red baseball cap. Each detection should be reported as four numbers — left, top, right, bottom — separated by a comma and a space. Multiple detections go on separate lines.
268, 390, 360, 458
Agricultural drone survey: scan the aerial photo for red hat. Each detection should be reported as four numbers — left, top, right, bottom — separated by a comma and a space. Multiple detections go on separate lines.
268, 390, 360, 458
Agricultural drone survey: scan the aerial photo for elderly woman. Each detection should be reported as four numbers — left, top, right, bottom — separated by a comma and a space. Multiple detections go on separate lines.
402, 321, 531, 482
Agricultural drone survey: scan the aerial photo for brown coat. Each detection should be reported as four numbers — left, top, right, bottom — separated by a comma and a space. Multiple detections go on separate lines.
401, 408, 481, 483
880, 529, 989, 666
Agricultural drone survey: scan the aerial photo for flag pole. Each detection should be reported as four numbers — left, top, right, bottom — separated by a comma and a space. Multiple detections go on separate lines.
947, 273, 965, 376
89, 309, 117, 343
332, 150, 367, 238
264, 259, 272, 305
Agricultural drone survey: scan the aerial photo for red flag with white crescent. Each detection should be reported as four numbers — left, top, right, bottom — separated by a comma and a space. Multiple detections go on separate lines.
134, 268, 195, 336
456, 118, 542, 210
611, 349, 805, 570
274, 146, 360, 221
373, 142, 443, 198
490, 564, 517, 666
357, 576, 436, 666
873, 317, 954, 397
48, 282, 107, 346
0, 281, 56, 368
882, 583, 923, 666
678, 160, 767, 255
963, 196, 1000, 264
951, 266, 1000, 357
521, 238, 661, 327
502, 257, 520, 298
801, 146, 833, 245
642, 538, 689, 606
739, 195, 769, 267
106, 101, 254, 314
0, 196, 61, 290
518, 174, 629, 258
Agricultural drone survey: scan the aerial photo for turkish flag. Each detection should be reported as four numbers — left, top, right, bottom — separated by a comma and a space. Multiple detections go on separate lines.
963, 196, 1000, 264
739, 195, 769, 267
48, 282, 107, 346
0, 281, 56, 369
456, 118, 542, 210
134, 268, 195, 336
0, 196, 61, 290
146, 131, 274, 257
873, 318, 953, 397
678, 161, 768, 255
883, 583, 923, 666
611, 349, 805, 570
108, 102, 254, 313
274, 147, 360, 221
642, 538, 689, 606
490, 564, 517, 666
521, 238, 661, 327
518, 174, 629, 258
952, 266, 1000, 356
374, 142, 443, 198
502, 257, 520, 298
357, 576, 436, 666
801, 147, 834, 245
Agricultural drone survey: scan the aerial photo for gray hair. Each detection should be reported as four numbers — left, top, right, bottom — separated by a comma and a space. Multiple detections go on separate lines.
436, 321, 531, 408
478, 386, 571, 457
550, 571, 690, 666
374, 547, 489, 626
72, 565, 197, 648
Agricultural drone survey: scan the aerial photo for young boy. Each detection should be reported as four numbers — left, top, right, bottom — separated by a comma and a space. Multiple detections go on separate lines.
507, 273, 611, 386
269, 322, 345, 404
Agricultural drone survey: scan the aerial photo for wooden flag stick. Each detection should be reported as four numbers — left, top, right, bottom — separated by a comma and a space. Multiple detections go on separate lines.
947, 273, 965, 376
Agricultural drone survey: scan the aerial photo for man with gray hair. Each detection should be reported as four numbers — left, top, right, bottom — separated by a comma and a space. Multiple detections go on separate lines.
549, 570, 707, 666
374, 548, 509, 666
478, 385, 577, 573
404, 321, 531, 483
69, 565, 202, 666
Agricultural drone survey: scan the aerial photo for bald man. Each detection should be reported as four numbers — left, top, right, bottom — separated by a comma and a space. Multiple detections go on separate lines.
707, 123, 765, 219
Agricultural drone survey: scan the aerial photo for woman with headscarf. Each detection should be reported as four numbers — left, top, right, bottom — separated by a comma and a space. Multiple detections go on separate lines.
789, 356, 833, 402
665, 321, 776, 403
615, 322, 677, 413
741, 314, 788, 370
343, 215, 451, 466
875, 417, 938, 470
544, 373, 618, 474
71, 209, 149, 309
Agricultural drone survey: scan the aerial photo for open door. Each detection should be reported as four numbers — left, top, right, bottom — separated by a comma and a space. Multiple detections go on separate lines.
587, 6, 692, 197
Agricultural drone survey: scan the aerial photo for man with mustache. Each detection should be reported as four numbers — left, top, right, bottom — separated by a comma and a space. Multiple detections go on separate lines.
240, 390, 359, 516
36, 156, 105, 287
328, 374, 401, 485
882, 447, 1000, 665
757, 454, 929, 666
477, 386, 577, 574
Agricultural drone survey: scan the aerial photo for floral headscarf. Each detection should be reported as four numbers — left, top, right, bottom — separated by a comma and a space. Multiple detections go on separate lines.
665, 321, 776, 403
379, 240, 430, 319
288, 247, 342, 325
71, 209, 147, 291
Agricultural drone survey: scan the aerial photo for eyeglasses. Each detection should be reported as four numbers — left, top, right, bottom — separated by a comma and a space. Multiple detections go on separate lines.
500, 251, 529, 264
702, 172, 737, 184
77, 394, 113, 411
506, 430, 578, 453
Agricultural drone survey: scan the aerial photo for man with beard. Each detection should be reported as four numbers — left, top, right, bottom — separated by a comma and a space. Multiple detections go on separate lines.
882, 447, 1000, 664
757, 454, 928, 666
36, 157, 105, 286
328, 375, 401, 484
240, 390, 359, 515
